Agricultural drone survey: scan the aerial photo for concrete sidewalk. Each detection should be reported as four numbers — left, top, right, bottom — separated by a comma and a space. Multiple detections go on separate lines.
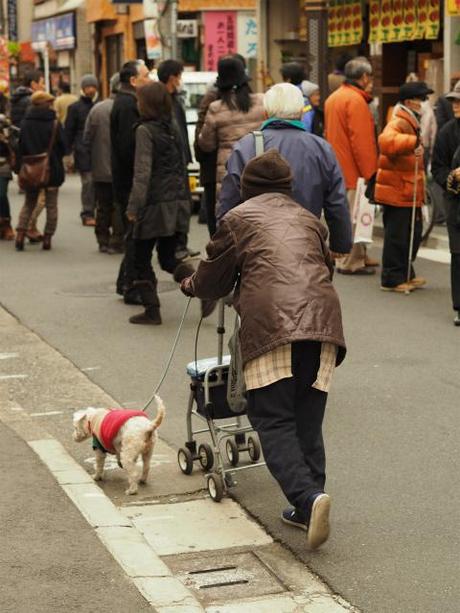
0, 306, 356, 612
0, 421, 152, 613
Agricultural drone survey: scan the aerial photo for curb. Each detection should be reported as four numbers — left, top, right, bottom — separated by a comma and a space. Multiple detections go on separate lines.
29, 438, 205, 612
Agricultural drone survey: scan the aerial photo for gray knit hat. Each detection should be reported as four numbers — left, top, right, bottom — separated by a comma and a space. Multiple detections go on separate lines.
110, 72, 120, 94
81, 73, 98, 89
301, 80, 320, 99
446, 80, 460, 101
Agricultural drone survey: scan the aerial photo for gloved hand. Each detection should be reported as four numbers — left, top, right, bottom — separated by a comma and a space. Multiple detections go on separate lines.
180, 277, 195, 297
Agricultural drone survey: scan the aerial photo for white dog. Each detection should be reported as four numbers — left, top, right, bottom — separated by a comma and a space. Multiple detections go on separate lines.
73, 396, 165, 495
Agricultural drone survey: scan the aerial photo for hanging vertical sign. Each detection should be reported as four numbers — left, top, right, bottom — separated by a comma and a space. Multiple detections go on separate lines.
7, 0, 18, 41
402, 0, 417, 40
144, 19, 162, 59
369, 0, 381, 42
425, 0, 440, 38
204, 12, 237, 72
414, 0, 429, 38
237, 12, 257, 58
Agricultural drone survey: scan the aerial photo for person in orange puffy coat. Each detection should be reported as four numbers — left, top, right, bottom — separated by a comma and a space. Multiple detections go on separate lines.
375, 81, 433, 292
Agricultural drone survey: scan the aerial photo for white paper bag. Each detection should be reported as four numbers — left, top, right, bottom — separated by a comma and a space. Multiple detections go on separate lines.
353, 178, 375, 244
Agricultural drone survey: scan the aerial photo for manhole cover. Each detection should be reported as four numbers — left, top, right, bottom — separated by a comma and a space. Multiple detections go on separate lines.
56, 280, 178, 298
163, 551, 286, 605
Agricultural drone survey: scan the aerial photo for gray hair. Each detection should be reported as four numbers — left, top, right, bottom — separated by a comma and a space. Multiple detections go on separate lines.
264, 83, 304, 120
110, 72, 120, 94
344, 57, 372, 80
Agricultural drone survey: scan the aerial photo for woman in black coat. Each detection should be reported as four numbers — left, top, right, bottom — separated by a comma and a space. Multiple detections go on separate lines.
126, 82, 192, 325
15, 91, 66, 251
432, 86, 460, 325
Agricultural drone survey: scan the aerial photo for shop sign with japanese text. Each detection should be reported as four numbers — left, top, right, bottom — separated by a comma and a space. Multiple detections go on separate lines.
204, 12, 237, 72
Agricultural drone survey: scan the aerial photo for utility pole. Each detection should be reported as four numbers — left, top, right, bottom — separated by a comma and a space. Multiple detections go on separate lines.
170, 0, 178, 58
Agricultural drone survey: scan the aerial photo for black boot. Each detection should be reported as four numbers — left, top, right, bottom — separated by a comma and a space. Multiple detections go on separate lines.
129, 281, 162, 325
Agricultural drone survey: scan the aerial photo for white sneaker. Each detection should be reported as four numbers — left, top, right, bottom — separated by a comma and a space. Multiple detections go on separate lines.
307, 494, 331, 550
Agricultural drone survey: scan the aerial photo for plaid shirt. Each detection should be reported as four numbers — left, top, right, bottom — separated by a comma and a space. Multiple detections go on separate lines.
244, 343, 337, 393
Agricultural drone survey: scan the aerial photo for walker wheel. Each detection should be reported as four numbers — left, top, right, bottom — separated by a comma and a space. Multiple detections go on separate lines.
177, 447, 194, 475
226, 439, 240, 467
207, 472, 225, 502
198, 443, 214, 471
247, 436, 261, 462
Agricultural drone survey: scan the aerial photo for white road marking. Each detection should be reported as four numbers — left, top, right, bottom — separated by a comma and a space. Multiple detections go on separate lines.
81, 366, 101, 372
0, 374, 28, 380
29, 410, 63, 417
9, 407, 24, 412
417, 247, 451, 264
0, 352, 19, 360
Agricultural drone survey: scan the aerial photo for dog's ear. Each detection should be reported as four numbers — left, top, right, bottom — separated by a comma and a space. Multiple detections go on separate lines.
73, 409, 87, 426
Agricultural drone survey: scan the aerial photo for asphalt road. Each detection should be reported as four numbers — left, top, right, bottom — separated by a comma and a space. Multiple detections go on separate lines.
1, 176, 459, 613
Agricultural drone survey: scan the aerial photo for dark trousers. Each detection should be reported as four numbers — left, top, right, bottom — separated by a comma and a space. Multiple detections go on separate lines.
115, 189, 138, 295
382, 205, 423, 287
446, 199, 460, 311
247, 341, 327, 515
0, 177, 10, 218
135, 235, 177, 283
204, 182, 217, 237
94, 182, 123, 248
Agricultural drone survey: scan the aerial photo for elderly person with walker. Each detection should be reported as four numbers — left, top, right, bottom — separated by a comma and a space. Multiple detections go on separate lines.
181, 149, 347, 550
375, 81, 432, 293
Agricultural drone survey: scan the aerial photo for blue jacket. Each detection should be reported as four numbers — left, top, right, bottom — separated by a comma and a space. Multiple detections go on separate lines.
218, 120, 352, 254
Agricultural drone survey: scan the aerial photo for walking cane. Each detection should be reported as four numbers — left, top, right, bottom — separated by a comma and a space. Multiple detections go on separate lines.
405, 153, 420, 295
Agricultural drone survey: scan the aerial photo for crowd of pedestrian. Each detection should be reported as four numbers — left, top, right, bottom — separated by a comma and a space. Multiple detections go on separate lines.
1, 50, 460, 551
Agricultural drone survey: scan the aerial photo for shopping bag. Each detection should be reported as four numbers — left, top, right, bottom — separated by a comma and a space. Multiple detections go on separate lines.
227, 313, 247, 414
353, 177, 375, 244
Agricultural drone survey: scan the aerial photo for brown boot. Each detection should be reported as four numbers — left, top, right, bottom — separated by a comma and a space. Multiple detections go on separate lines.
15, 230, 25, 251
42, 234, 52, 250
129, 307, 162, 325
1, 219, 15, 240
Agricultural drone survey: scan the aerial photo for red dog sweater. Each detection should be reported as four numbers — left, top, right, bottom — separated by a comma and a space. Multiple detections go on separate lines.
89, 409, 147, 454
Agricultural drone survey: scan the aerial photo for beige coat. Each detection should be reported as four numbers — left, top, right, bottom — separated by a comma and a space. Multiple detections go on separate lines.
198, 93, 265, 188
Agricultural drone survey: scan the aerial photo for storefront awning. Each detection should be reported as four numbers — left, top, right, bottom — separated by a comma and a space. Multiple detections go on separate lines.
57, 0, 85, 12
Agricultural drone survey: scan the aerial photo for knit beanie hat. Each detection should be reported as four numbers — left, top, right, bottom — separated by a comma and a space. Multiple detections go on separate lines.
241, 149, 293, 201
81, 74, 98, 89
301, 80, 320, 99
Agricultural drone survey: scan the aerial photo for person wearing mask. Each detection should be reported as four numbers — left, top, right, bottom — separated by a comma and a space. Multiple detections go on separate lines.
375, 82, 431, 293
324, 57, 379, 275
110, 60, 150, 304
15, 91, 66, 251
199, 56, 265, 195
432, 81, 460, 325
327, 52, 353, 94
180, 150, 347, 549
83, 73, 123, 253
10, 69, 46, 243
126, 81, 211, 325
218, 83, 352, 256
65, 74, 99, 226
300, 80, 324, 137
54, 82, 78, 125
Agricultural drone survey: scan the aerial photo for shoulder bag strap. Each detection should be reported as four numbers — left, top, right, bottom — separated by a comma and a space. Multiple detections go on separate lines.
253, 130, 264, 157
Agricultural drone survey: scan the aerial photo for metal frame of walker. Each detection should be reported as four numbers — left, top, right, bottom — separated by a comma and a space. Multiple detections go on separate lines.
177, 299, 266, 502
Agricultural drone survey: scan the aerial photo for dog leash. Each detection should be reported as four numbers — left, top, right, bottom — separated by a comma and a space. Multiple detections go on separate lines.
143, 297, 192, 411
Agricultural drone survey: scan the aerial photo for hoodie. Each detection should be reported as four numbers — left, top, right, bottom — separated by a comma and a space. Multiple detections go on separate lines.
10, 86, 32, 127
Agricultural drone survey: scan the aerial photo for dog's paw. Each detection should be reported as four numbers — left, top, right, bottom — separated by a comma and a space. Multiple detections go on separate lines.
93, 474, 103, 482
125, 486, 138, 495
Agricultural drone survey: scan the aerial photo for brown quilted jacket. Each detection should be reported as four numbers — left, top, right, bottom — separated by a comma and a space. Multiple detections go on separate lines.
198, 93, 265, 189
186, 192, 346, 366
